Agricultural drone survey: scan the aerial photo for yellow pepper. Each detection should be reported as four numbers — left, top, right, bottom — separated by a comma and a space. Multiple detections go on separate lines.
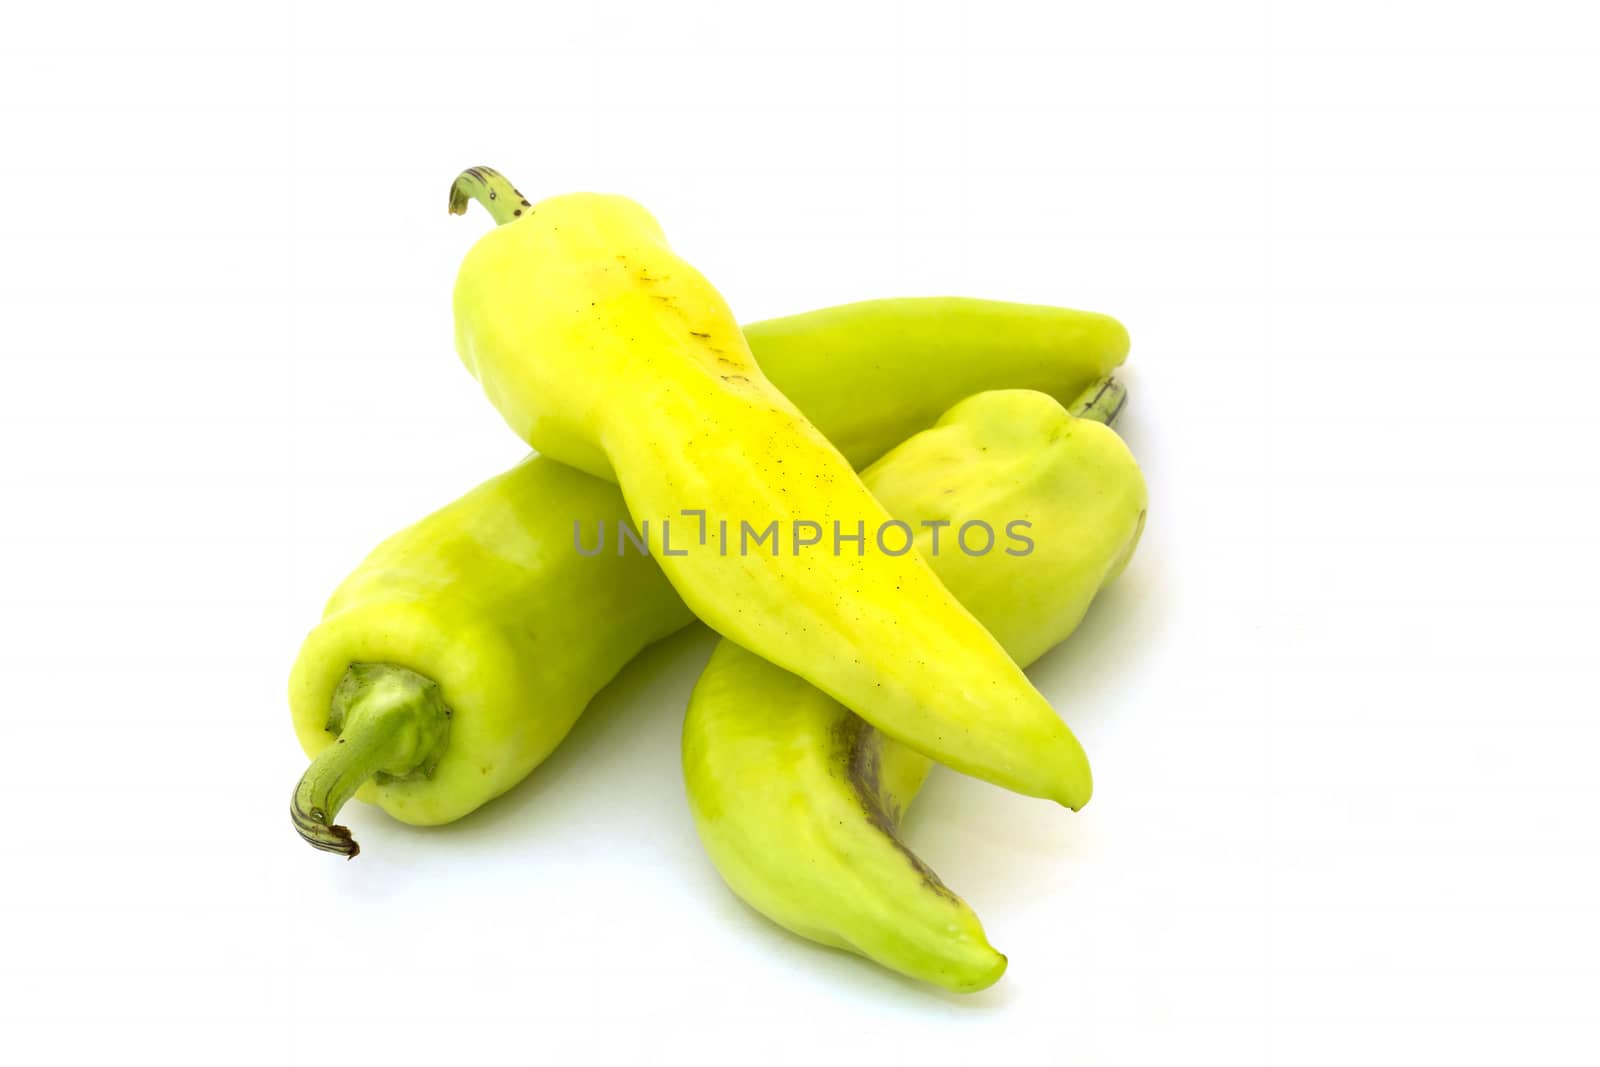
449, 168, 1105, 809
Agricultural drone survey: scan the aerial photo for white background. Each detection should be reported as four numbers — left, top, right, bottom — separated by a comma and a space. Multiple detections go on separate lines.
2, 1, 1597, 1062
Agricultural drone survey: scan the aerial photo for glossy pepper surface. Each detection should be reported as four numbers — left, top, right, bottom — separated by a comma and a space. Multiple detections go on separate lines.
449, 168, 1105, 808
291, 222, 1129, 853
683, 384, 1147, 992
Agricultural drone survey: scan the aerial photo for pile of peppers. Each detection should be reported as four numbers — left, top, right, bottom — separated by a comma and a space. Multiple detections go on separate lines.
288, 168, 1148, 993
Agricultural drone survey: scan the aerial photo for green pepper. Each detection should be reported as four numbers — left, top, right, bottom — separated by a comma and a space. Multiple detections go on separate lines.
683, 382, 1146, 991
291, 196, 1129, 855
449, 168, 1105, 808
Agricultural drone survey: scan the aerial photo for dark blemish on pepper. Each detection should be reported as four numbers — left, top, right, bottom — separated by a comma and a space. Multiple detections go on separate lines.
690, 331, 711, 338
514, 209, 522, 216
833, 716, 956, 897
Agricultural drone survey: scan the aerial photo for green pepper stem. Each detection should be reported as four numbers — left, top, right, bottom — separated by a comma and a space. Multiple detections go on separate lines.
448, 166, 532, 226
291, 663, 452, 859
1068, 376, 1128, 426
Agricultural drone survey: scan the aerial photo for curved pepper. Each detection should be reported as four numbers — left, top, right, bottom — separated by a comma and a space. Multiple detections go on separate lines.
682, 382, 1147, 992
290, 200, 1129, 855
450, 168, 1103, 808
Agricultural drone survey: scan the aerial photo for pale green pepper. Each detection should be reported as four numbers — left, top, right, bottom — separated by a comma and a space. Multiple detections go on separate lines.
683, 383, 1147, 991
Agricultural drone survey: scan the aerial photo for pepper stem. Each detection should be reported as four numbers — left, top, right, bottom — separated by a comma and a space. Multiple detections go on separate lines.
447, 166, 532, 225
291, 663, 452, 859
1068, 376, 1128, 426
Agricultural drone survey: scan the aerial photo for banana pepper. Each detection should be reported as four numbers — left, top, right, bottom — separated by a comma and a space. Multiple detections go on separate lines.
449, 168, 1107, 808
683, 383, 1147, 992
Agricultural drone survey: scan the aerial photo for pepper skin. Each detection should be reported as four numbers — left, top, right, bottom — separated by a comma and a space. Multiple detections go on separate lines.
290, 457, 682, 852
450, 168, 1101, 808
706, 296, 1128, 469
291, 213, 1130, 853
682, 384, 1148, 992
